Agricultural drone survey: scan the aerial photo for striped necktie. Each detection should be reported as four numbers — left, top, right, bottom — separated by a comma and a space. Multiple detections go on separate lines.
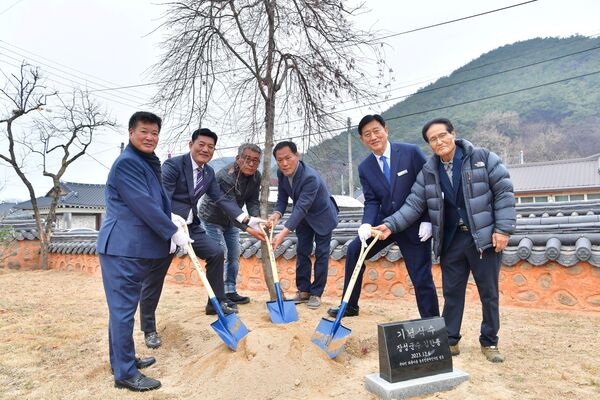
194, 166, 204, 201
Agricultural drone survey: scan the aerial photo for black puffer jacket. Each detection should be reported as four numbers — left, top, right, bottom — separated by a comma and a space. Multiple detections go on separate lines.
383, 139, 516, 257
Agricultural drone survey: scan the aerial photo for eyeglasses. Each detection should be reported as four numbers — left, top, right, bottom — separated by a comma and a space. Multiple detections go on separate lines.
241, 155, 260, 166
427, 131, 451, 144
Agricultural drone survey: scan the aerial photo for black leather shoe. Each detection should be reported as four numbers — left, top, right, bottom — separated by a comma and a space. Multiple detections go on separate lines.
136, 356, 156, 369
206, 300, 239, 315
327, 305, 359, 318
114, 372, 161, 391
144, 331, 161, 349
110, 357, 156, 374
226, 292, 250, 304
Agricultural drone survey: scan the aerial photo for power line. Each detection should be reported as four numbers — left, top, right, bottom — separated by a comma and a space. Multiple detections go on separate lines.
0, 0, 25, 16
187, 68, 600, 156
1, 1, 539, 96
377, 0, 539, 40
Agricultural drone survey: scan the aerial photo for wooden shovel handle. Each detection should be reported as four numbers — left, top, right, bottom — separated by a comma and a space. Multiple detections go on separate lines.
259, 224, 280, 282
341, 230, 381, 304
182, 224, 216, 298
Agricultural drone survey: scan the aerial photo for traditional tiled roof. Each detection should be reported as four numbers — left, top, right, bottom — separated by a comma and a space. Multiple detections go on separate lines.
0, 202, 18, 218
7, 201, 600, 268
15, 182, 105, 210
507, 154, 600, 192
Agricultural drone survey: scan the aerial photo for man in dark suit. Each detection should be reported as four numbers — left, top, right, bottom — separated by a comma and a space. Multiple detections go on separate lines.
98, 111, 193, 391
327, 114, 439, 319
269, 140, 339, 309
139, 128, 265, 349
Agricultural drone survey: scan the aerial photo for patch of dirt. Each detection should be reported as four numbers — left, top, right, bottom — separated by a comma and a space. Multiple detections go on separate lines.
0, 269, 599, 399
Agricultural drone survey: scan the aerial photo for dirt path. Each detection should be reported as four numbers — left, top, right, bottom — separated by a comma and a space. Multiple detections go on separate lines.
0, 269, 599, 399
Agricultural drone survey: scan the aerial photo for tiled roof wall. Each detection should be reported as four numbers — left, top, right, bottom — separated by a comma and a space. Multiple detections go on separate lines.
3, 201, 600, 268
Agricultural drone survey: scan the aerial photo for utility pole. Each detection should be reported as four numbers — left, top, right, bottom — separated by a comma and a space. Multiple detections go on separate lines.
347, 117, 353, 197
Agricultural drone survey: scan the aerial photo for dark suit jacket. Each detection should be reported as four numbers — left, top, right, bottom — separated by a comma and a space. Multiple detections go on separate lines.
162, 153, 243, 229
97, 145, 175, 258
274, 160, 338, 235
359, 142, 428, 244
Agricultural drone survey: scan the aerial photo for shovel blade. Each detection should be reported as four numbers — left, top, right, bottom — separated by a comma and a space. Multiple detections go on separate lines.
311, 317, 352, 359
266, 299, 299, 324
210, 313, 249, 351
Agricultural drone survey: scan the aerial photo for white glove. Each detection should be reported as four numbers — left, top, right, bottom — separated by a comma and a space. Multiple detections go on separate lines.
358, 223, 372, 247
169, 240, 177, 254
418, 222, 432, 242
248, 216, 267, 231
171, 229, 194, 255
171, 213, 187, 229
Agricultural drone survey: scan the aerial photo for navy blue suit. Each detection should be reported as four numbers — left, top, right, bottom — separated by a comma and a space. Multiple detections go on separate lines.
274, 160, 339, 296
343, 142, 439, 317
139, 152, 246, 331
97, 144, 176, 381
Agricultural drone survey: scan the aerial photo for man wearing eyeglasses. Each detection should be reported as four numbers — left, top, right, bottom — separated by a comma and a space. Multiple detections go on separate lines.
373, 117, 516, 363
198, 143, 263, 305
327, 114, 440, 320
139, 130, 266, 350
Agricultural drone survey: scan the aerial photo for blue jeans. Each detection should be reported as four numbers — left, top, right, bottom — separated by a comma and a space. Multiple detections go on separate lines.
203, 222, 241, 294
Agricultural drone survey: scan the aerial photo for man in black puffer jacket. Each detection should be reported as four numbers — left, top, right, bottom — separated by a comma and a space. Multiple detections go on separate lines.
374, 117, 516, 363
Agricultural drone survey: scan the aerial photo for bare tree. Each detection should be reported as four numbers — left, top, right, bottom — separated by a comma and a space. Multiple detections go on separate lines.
152, 0, 389, 296
0, 62, 116, 268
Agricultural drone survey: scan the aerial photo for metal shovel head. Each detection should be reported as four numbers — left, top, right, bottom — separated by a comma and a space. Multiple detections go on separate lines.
208, 298, 248, 351
311, 317, 352, 359
266, 283, 298, 324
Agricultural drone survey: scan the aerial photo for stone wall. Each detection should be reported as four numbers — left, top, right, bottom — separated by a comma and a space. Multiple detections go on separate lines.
5, 241, 599, 312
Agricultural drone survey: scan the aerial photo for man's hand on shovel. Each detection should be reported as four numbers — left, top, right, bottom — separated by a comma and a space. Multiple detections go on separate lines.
371, 224, 392, 240
245, 226, 266, 241
171, 228, 193, 255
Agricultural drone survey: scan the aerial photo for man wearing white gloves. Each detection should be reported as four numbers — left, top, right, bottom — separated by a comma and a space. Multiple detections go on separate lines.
139, 128, 266, 349
373, 118, 515, 363
97, 111, 193, 391
327, 114, 439, 319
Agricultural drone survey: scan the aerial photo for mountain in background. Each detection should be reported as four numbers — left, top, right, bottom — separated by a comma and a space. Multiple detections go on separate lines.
304, 35, 600, 195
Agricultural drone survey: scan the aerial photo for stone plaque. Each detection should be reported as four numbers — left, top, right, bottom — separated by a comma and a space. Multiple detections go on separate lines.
378, 316, 452, 383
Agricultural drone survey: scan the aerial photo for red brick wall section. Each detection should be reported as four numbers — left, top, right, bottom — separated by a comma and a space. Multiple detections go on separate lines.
4, 241, 600, 312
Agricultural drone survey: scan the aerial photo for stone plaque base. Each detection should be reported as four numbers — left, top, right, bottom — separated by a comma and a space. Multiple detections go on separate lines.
365, 368, 469, 400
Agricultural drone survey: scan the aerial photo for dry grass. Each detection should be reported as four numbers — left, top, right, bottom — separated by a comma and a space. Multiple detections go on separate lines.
1, 268, 599, 400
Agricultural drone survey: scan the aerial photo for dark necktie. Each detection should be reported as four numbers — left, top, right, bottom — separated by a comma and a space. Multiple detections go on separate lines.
194, 166, 204, 201
380, 155, 391, 183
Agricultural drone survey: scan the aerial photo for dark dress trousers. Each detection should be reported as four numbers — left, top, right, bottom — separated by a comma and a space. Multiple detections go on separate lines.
343, 142, 439, 318
139, 152, 247, 332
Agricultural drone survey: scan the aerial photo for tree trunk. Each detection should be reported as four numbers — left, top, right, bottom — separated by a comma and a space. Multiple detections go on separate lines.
260, 92, 276, 300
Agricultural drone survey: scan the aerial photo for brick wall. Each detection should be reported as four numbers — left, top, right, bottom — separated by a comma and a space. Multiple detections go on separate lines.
4, 240, 599, 312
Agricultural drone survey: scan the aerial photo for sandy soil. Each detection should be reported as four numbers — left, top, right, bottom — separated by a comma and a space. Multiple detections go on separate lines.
0, 268, 599, 400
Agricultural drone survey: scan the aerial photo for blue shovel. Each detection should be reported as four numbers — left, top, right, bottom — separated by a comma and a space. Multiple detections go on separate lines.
311, 231, 380, 358
261, 224, 298, 324
184, 227, 248, 351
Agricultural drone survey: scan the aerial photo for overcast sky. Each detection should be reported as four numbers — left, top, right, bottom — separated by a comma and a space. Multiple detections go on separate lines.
1, 0, 599, 201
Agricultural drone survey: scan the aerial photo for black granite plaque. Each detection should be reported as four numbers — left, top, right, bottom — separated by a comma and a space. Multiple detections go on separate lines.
378, 316, 452, 383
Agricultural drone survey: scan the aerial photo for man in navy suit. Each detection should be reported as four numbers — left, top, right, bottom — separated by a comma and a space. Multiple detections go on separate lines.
269, 140, 339, 309
139, 128, 265, 347
98, 111, 193, 391
327, 114, 439, 319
